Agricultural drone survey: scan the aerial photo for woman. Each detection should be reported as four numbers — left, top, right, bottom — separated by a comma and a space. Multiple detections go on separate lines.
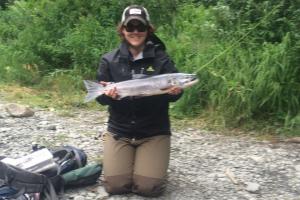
96, 5, 182, 197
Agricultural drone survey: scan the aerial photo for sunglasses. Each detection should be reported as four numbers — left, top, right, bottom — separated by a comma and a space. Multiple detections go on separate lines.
124, 23, 148, 32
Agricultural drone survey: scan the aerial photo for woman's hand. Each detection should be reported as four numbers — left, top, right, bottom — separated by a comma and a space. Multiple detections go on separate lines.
167, 86, 182, 95
100, 81, 118, 99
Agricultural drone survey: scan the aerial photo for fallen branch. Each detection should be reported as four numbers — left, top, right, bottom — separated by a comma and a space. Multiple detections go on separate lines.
225, 168, 238, 185
283, 137, 300, 143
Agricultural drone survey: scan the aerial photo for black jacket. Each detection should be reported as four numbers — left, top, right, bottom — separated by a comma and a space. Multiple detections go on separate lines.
96, 34, 182, 139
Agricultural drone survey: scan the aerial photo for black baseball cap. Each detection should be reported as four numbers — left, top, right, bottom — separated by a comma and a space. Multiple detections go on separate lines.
121, 5, 150, 26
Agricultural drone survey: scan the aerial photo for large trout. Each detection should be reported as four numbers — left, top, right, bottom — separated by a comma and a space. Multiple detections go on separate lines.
84, 73, 198, 102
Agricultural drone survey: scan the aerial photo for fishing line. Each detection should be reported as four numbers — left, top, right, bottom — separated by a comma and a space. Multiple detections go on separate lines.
193, 4, 281, 74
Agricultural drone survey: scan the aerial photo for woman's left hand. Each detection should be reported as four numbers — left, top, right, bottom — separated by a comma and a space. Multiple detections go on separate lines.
167, 86, 182, 95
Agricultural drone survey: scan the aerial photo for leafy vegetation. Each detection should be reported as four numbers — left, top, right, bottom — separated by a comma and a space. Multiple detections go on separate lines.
0, 0, 299, 134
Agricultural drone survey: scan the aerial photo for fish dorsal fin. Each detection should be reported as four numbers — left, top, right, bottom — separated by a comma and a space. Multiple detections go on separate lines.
132, 74, 152, 79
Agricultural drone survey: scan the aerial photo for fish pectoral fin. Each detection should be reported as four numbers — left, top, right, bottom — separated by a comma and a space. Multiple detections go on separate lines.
137, 93, 148, 97
160, 87, 172, 91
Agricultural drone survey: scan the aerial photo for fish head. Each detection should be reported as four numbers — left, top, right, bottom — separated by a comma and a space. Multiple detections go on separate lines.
169, 73, 198, 88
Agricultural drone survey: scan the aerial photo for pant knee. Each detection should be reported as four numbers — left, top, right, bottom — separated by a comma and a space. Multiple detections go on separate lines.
103, 174, 132, 195
132, 174, 165, 197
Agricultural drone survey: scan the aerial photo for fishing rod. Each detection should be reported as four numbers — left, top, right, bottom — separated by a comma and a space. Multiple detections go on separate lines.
193, 4, 281, 74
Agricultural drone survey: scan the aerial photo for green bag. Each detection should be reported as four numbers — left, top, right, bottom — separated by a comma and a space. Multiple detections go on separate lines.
62, 163, 102, 187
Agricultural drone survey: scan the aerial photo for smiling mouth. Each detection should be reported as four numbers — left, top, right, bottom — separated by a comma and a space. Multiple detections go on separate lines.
129, 34, 144, 37
130, 36, 142, 38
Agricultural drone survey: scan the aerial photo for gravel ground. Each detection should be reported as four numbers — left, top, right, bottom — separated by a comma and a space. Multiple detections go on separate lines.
1, 99, 300, 200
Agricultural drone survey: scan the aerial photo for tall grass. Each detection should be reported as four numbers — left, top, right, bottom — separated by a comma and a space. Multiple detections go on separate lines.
0, 1, 299, 132
162, 4, 300, 130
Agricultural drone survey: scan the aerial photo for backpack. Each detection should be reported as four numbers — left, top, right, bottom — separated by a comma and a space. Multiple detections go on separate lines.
52, 145, 87, 175
32, 145, 88, 193
0, 145, 92, 199
0, 161, 58, 200
0, 186, 39, 200
0, 186, 20, 199
32, 145, 87, 176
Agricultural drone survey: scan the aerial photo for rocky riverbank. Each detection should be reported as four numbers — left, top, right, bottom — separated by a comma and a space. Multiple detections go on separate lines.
0, 100, 300, 200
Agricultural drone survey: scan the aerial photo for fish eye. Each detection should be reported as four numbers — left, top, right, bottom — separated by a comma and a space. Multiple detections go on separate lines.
169, 78, 178, 85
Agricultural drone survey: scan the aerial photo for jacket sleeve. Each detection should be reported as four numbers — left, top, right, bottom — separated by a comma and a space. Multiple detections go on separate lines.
95, 57, 114, 105
159, 51, 183, 102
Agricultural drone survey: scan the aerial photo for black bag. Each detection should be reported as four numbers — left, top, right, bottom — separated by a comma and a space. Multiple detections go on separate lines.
0, 186, 38, 200
0, 161, 58, 200
45, 145, 87, 175
48, 175, 65, 194
30, 145, 89, 194
32, 145, 87, 176
0, 186, 19, 199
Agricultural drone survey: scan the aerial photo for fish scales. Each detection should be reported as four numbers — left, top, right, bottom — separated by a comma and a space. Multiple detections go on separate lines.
84, 73, 198, 102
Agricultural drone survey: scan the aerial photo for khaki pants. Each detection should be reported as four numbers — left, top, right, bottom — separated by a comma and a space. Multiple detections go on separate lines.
102, 132, 170, 197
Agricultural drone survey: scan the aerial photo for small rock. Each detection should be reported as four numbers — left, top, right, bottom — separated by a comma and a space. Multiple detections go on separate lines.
0, 127, 12, 133
5, 103, 34, 118
250, 156, 264, 163
187, 128, 195, 131
87, 192, 97, 197
294, 165, 300, 172
46, 125, 57, 130
284, 137, 300, 143
38, 121, 49, 126
73, 196, 85, 200
245, 182, 260, 193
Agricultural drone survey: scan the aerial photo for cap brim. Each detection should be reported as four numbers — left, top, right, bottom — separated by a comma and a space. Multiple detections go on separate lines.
123, 16, 147, 26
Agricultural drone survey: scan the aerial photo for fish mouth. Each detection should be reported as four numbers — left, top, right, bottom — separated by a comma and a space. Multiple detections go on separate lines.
184, 79, 198, 87
190, 79, 199, 84
190, 74, 198, 81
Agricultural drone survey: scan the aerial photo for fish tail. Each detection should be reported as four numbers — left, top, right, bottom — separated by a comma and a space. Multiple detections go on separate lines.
83, 80, 105, 102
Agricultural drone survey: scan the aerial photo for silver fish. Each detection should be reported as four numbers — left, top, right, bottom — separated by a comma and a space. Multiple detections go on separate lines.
83, 73, 198, 102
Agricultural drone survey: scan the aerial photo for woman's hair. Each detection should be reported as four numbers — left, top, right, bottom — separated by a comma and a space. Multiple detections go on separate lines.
116, 22, 155, 41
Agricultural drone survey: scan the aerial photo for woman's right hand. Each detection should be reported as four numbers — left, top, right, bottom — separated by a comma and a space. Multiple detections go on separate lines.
100, 81, 118, 99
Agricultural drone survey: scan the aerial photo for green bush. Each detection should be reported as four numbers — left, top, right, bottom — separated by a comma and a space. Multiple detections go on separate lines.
0, 0, 299, 132
161, 3, 300, 129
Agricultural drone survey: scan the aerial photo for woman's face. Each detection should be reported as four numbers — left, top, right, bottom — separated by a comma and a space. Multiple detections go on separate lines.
122, 20, 148, 49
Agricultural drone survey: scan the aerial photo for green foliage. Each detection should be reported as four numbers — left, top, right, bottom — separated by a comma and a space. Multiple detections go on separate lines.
162, 3, 300, 131
0, 0, 299, 133
215, 0, 300, 43
0, 0, 120, 82
59, 16, 117, 71
0, 0, 15, 9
